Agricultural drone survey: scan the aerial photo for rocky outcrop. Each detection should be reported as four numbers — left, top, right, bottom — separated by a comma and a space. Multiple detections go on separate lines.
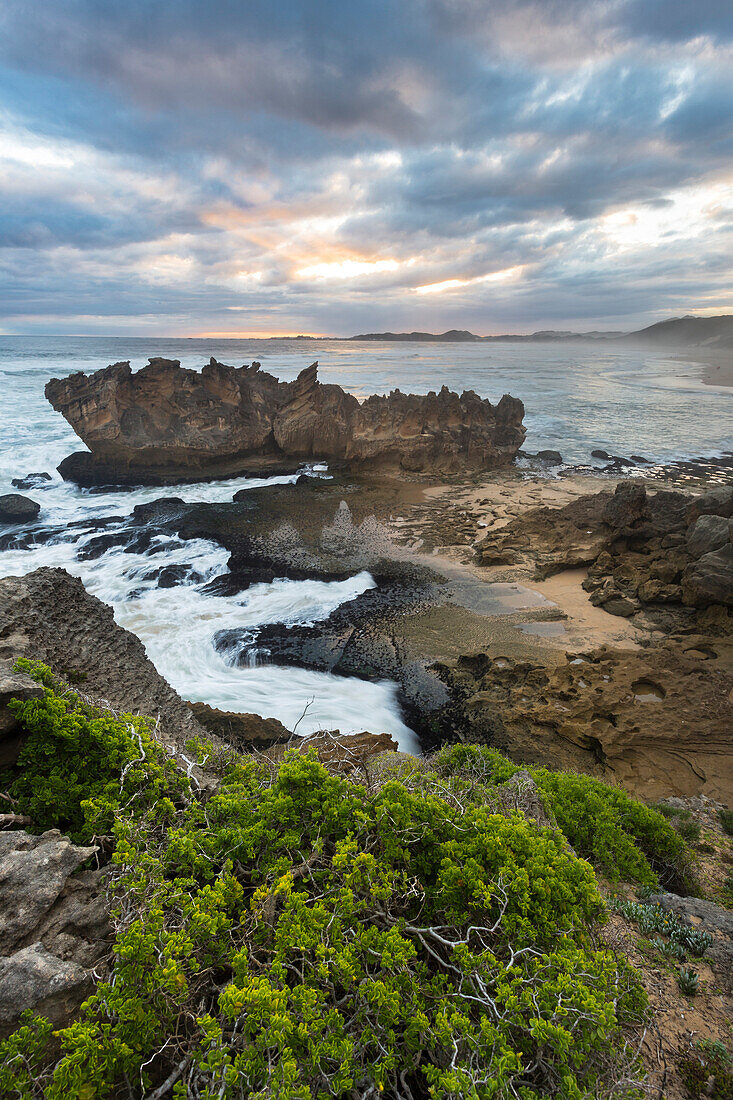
437, 643, 733, 804
45, 358, 525, 484
0, 830, 111, 1035
0, 568, 293, 760
476, 482, 733, 628
0, 494, 40, 523
0, 660, 44, 768
0, 567, 207, 754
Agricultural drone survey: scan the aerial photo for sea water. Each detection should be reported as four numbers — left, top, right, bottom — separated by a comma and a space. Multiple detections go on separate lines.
1, 336, 731, 744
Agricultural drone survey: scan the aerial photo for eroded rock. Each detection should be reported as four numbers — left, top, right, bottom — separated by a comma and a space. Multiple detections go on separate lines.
46, 358, 526, 483
0, 830, 111, 1035
0, 567, 207, 753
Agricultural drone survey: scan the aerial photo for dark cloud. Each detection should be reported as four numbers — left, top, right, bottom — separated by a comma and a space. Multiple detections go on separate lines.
0, 0, 731, 333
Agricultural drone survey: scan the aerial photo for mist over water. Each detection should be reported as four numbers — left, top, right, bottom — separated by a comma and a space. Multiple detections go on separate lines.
0, 336, 730, 749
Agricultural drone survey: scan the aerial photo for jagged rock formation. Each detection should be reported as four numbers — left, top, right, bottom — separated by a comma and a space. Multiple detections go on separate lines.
45, 358, 525, 484
0, 830, 111, 1035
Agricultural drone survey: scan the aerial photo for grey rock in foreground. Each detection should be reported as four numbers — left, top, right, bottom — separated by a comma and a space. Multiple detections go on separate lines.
0, 566, 207, 754
0, 830, 111, 1035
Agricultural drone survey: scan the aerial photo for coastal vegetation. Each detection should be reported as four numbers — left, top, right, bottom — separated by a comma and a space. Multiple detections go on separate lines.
0, 662, 704, 1099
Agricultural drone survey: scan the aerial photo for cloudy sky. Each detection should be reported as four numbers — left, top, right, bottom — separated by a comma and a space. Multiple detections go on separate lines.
0, 0, 731, 336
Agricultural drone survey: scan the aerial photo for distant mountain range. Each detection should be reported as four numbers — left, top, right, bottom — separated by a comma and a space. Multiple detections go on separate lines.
347, 314, 733, 349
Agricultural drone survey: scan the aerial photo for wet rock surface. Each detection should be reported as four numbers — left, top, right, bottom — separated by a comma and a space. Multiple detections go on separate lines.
47, 358, 526, 483
11, 473, 51, 490
0, 494, 40, 523
0, 830, 111, 1035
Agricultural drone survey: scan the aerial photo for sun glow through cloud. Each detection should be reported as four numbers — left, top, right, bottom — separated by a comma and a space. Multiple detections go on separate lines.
0, 3, 731, 333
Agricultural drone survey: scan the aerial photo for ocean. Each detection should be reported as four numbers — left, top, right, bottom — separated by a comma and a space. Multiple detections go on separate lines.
1, 335, 731, 743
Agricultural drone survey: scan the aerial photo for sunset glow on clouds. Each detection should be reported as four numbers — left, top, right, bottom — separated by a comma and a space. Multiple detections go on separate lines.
0, 1, 731, 335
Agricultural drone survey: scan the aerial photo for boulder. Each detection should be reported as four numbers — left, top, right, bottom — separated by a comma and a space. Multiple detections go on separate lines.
686, 514, 731, 558
683, 545, 733, 608
536, 450, 563, 465
0, 830, 111, 1035
46, 359, 526, 482
0, 494, 40, 523
188, 701, 292, 751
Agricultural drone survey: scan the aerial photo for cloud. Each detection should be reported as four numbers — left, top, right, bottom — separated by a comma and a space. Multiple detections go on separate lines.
0, 0, 731, 333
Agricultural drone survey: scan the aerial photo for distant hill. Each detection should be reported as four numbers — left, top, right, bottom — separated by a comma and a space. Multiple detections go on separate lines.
345, 315, 733, 347
348, 329, 482, 341
620, 314, 733, 350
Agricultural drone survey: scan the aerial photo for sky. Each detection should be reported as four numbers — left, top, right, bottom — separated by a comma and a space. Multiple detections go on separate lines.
0, 0, 732, 337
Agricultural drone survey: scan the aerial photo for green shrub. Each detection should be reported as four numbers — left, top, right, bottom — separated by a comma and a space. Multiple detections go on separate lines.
673, 813, 702, 845
0, 677, 648, 1100
719, 809, 733, 837
434, 745, 694, 890
679, 1039, 733, 1099
1, 659, 190, 843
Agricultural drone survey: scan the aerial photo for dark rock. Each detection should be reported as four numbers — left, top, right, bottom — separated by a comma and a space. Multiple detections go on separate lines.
11, 472, 51, 490
188, 701, 292, 751
131, 497, 186, 524
0, 494, 40, 524
591, 449, 610, 460
141, 564, 202, 589
683, 545, 733, 607
536, 450, 563, 464
630, 455, 650, 463
686, 514, 730, 559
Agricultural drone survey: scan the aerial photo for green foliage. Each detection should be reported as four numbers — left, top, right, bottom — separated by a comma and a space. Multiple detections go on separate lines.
679, 1039, 733, 1099
649, 936, 686, 961
719, 809, 733, 837
677, 967, 700, 997
0, 717, 647, 1098
673, 813, 702, 845
434, 744, 693, 890
0, 1013, 54, 1098
612, 900, 712, 958
1, 659, 190, 843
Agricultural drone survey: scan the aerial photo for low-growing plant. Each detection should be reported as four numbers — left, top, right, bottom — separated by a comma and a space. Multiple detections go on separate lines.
1, 659, 190, 843
677, 967, 700, 996
612, 900, 712, 958
679, 1039, 733, 1099
650, 936, 686, 961
719, 809, 733, 837
435, 744, 695, 890
0, 668, 649, 1100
